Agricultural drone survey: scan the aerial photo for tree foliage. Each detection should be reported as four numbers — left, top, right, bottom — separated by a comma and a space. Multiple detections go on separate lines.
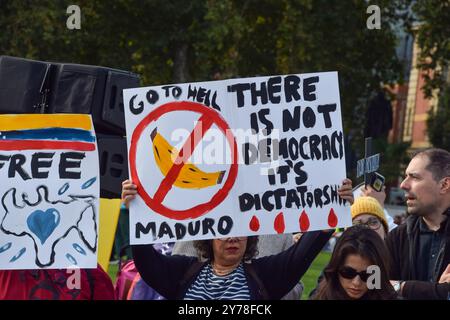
408, 0, 450, 97
0, 0, 413, 174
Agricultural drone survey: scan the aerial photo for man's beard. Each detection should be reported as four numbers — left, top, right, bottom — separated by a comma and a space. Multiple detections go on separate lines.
407, 201, 437, 217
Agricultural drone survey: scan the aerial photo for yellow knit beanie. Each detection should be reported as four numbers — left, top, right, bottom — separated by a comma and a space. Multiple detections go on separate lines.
351, 196, 388, 232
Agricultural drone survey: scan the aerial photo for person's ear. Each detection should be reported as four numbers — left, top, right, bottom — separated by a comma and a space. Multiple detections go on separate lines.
440, 177, 450, 194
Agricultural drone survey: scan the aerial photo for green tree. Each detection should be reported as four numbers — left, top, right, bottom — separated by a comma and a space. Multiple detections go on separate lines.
0, 0, 409, 150
409, 0, 450, 97
202, 1, 408, 163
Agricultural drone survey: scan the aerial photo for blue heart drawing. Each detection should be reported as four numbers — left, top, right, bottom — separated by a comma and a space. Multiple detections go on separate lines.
27, 209, 60, 244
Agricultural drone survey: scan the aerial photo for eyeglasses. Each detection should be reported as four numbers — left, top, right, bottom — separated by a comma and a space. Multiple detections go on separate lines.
216, 237, 246, 242
338, 266, 370, 282
353, 217, 381, 230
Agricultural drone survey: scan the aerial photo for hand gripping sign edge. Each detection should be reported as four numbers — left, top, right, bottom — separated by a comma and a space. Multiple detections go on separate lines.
129, 101, 238, 220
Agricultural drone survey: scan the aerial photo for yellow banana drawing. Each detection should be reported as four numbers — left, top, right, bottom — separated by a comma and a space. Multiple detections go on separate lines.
151, 128, 225, 189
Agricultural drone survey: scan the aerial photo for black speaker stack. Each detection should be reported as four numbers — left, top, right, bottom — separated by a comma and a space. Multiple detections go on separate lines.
0, 56, 139, 198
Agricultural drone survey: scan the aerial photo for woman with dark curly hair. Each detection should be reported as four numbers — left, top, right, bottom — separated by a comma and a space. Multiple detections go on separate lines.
122, 179, 354, 300
312, 225, 397, 300
193, 236, 259, 266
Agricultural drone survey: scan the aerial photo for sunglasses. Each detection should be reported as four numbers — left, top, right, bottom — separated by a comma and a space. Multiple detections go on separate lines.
217, 237, 246, 242
338, 266, 370, 282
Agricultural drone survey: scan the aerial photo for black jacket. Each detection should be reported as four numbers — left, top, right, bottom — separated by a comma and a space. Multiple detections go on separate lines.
386, 208, 450, 300
132, 230, 332, 300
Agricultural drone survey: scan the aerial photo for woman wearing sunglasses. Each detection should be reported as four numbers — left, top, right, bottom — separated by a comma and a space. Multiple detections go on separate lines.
122, 179, 354, 300
312, 225, 397, 300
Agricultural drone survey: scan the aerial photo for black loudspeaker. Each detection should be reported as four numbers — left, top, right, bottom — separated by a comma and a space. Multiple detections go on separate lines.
97, 135, 129, 199
0, 56, 140, 135
48, 63, 140, 135
0, 56, 53, 113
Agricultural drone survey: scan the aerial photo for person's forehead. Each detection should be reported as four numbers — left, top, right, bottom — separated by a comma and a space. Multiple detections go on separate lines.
353, 214, 378, 221
344, 254, 371, 267
406, 155, 430, 174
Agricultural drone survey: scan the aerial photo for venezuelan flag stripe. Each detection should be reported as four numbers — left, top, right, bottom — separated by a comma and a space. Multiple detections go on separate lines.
0, 140, 96, 151
0, 114, 92, 131
0, 128, 95, 143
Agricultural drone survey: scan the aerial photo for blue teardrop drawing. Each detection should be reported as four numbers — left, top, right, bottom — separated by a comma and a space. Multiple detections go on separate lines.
72, 243, 87, 255
27, 208, 60, 244
0, 242, 12, 254
82, 177, 97, 189
66, 253, 78, 265
10, 247, 26, 262
58, 182, 70, 195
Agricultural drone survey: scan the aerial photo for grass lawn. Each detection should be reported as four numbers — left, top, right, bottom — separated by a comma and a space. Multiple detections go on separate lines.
107, 250, 331, 300
300, 251, 331, 300
108, 263, 119, 283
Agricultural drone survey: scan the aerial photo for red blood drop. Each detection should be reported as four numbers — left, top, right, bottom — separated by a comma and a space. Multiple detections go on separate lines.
249, 215, 260, 232
328, 208, 338, 228
299, 210, 310, 232
274, 212, 285, 234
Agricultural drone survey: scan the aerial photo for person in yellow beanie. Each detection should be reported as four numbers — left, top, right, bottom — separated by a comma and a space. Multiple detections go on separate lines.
351, 196, 388, 239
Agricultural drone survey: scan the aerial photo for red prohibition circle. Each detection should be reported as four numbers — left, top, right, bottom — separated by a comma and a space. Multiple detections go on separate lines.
129, 101, 238, 220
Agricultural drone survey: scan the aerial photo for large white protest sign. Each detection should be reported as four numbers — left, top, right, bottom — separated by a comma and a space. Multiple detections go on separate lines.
0, 114, 99, 269
124, 72, 351, 244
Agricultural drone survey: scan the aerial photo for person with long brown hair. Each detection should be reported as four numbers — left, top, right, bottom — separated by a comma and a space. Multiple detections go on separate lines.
312, 225, 396, 300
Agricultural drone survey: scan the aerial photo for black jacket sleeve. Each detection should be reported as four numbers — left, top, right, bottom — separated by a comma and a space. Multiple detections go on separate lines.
131, 244, 197, 299
402, 281, 450, 300
252, 229, 333, 300
386, 227, 402, 280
